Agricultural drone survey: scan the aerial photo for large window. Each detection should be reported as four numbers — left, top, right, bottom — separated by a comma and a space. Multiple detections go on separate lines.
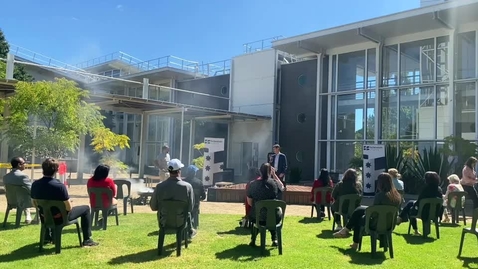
400, 38, 435, 85
382, 45, 398, 87
336, 94, 364, 140
367, 48, 377, 89
381, 89, 398, 139
436, 85, 450, 139
337, 51, 366, 91
436, 36, 449, 82
399, 87, 434, 140
456, 32, 476, 80
366, 92, 375, 140
455, 83, 476, 140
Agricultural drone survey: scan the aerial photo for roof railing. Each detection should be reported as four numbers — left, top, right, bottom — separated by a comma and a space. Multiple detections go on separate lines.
243, 36, 283, 54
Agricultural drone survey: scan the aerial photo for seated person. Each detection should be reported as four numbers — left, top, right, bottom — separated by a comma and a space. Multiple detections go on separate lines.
442, 174, 465, 223
150, 159, 196, 239
310, 168, 334, 219
87, 164, 117, 221
3, 157, 34, 224
240, 167, 261, 227
247, 163, 284, 247
331, 169, 362, 231
388, 168, 404, 191
183, 165, 206, 230
31, 158, 98, 246
333, 173, 402, 249
397, 171, 444, 235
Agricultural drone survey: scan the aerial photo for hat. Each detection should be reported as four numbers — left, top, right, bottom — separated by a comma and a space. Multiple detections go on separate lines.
185, 165, 199, 177
168, 159, 184, 172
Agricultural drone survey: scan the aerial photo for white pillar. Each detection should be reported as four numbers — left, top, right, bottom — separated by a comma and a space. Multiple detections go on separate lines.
375, 43, 383, 144
188, 119, 195, 164
76, 135, 85, 182
179, 107, 185, 161
142, 78, 149, 99
448, 30, 455, 138
6, 53, 14, 80
314, 53, 323, 178
138, 113, 149, 178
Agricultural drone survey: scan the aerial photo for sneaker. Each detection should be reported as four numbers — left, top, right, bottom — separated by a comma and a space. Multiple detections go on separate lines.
334, 225, 343, 232
271, 240, 278, 247
333, 228, 350, 238
189, 229, 197, 239
83, 239, 99, 247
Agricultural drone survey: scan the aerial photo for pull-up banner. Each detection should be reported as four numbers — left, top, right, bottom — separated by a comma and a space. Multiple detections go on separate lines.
202, 137, 225, 186
362, 144, 386, 196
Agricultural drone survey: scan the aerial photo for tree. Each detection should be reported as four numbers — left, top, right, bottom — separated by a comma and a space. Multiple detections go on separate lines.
0, 28, 33, 82
90, 126, 130, 175
0, 78, 105, 159
192, 143, 206, 169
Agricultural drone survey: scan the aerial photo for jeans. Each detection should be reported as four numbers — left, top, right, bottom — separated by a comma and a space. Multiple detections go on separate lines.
191, 207, 199, 230
345, 206, 368, 243
249, 220, 278, 244
463, 185, 478, 209
44, 205, 92, 242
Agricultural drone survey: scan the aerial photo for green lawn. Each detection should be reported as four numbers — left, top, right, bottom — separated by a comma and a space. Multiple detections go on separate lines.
0, 212, 477, 269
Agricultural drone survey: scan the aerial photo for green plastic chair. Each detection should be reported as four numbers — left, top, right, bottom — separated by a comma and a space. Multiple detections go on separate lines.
407, 197, 443, 238
458, 208, 478, 257
36, 199, 82, 254
332, 194, 362, 231
3, 184, 38, 228
87, 187, 119, 230
447, 191, 467, 225
251, 200, 287, 255
114, 179, 134, 215
358, 205, 398, 258
311, 187, 333, 220
157, 200, 190, 257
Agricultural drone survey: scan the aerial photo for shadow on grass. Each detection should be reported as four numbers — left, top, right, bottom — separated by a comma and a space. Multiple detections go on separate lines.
148, 231, 159, 237
395, 233, 436, 245
215, 244, 270, 261
109, 242, 181, 264
217, 227, 251, 236
316, 230, 335, 239
0, 242, 79, 262
458, 257, 478, 268
298, 217, 322, 224
330, 246, 386, 265
440, 222, 461, 228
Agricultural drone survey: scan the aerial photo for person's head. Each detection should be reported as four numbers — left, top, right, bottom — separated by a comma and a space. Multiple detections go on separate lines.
259, 163, 272, 180
318, 168, 330, 186
42, 158, 59, 177
342, 168, 357, 185
92, 164, 110, 181
11, 157, 26, 171
447, 174, 460, 184
376, 172, 402, 204
424, 171, 440, 187
465, 157, 478, 169
162, 145, 170, 154
388, 168, 401, 179
168, 159, 184, 177
185, 165, 199, 178
248, 167, 261, 180
272, 144, 281, 154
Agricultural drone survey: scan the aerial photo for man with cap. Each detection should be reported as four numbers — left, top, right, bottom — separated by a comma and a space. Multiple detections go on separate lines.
150, 158, 197, 239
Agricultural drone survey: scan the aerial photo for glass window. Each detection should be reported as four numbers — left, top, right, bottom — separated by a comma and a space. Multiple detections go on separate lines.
456, 31, 476, 80
436, 85, 450, 139
335, 141, 363, 173
159, 88, 170, 101
400, 38, 434, 85
336, 93, 364, 140
382, 45, 398, 87
104, 70, 113, 77
331, 96, 336, 139
399, 87, 435, 140
337, 51, 366, 91
149, 87, 159, 100
112, 69, 121, 78
367, 48, 377, 89
332, 55, 337, 92
366, 92, 375, 140
381, 89, 398, 139
147, 115, 157, 141
436, 36, 449, 82
455, 83, 476, 140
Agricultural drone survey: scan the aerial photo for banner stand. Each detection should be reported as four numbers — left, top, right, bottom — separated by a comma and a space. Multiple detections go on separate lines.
362, 144, 386, 196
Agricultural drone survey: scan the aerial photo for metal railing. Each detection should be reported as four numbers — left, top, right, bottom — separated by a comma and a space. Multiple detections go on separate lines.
74, 51, 145, 69
243, 36, 283, 53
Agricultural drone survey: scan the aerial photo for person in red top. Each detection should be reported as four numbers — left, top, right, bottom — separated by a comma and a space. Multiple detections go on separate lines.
87, 164, 117, 209
310, 168, 334, 219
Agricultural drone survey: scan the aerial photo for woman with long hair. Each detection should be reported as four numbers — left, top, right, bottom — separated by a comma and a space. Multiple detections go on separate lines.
397, 171, 443, 235
461, 157, 478, 209
310, 168, 334, 219
87, 164, 117, 209
241, 167, 261, 227
333, 173, 401, 249
331, 168, 362, 231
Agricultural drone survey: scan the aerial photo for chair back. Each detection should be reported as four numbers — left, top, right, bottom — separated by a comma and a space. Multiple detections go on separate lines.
447, 191, 467, 209
87, 187, 114, 209
470, 208, 478, 231
254, 199, 287, 230
5, 184, 32, 208
364, 205, 398, 234
35, 199, 70, 227
114, 179, 132, 199
417, 198, 443, 220
314, 187, 333, 205
158, 200, 189, 229
338, 194, 362, 215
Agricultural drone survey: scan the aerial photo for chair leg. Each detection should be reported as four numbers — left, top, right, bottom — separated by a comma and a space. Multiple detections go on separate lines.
435, 221, 440, 239
158, 229, 165, 255
260, 229, 266, 255
184, 229, 189, 248
3, 207, 11, 228
76, 223, 82, 247
54, 227, 63, 254
102, 210, 108, 230
310, 205, 314, 218
15, 207, 23, 228
277, 228, 283, 255
39, 225, 46, 252
458, 230, 466, 257
407, 221, 412, 235
123, 198, 127, 216
115, 209, 119, 226
327, 206, 331, 221
388, 233, 394, 259
176, 230, 182, 257
462, 209, 467, 225
370, 233, 377, 258
130, 198, 134, 214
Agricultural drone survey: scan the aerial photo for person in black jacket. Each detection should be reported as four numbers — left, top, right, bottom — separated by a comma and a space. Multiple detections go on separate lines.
183, 165, 206, 230
397, 171, 443, 235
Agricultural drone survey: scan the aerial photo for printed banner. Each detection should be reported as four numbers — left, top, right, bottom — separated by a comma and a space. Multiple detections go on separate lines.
202, 137, 225, 186
362, 144, 386, 196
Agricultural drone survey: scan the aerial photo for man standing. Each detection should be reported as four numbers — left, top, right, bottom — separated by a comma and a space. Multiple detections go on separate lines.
3, 157, 33, 224
31, 158, 99, 246
183, 165, 206, 230
155, 145, 171, 181
150, 159, 196, 239
270, 144, 288, 199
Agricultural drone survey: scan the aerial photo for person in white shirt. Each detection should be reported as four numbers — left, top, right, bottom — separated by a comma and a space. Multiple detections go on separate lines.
155, 145, 171, 181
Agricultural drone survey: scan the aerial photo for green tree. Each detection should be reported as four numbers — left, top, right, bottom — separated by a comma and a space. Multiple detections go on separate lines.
0, 28, 33, 82
0, 78, 104, 159
90, 126, 130, 174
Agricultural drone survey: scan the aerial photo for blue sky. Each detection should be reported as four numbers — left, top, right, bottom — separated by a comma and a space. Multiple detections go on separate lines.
1, 0, 418, 65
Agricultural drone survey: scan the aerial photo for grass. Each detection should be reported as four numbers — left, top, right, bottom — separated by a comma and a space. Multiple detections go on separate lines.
0, 212, 478, 269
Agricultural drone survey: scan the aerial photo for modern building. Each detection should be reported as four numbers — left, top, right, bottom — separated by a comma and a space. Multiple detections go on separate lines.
6, 0, 477, 183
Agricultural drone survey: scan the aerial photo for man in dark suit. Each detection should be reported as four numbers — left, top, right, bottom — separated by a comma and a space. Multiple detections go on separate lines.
269, 144, 288, 200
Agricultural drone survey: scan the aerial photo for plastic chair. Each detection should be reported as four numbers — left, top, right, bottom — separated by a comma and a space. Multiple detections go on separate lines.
157, 200, 190, 257
458, 208, 478, 257
358, 205, 398, 258
36, 199, 82, 254
447, 191, 467, 225
114, 179, 134, 215
251, 200, 287, 255
407, 197, 443, 238
332, 194, 362, 231
87, 187, 119, 230
3, 184, 38, 228
311, 187, 333, 220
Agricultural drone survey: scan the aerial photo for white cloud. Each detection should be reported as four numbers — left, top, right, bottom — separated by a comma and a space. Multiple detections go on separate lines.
71, 17, 79, 21
116, 4, 124, 11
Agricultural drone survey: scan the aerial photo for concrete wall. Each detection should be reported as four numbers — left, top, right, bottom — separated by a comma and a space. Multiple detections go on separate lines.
175, 75, 230, 110
230, 50, 277, 116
